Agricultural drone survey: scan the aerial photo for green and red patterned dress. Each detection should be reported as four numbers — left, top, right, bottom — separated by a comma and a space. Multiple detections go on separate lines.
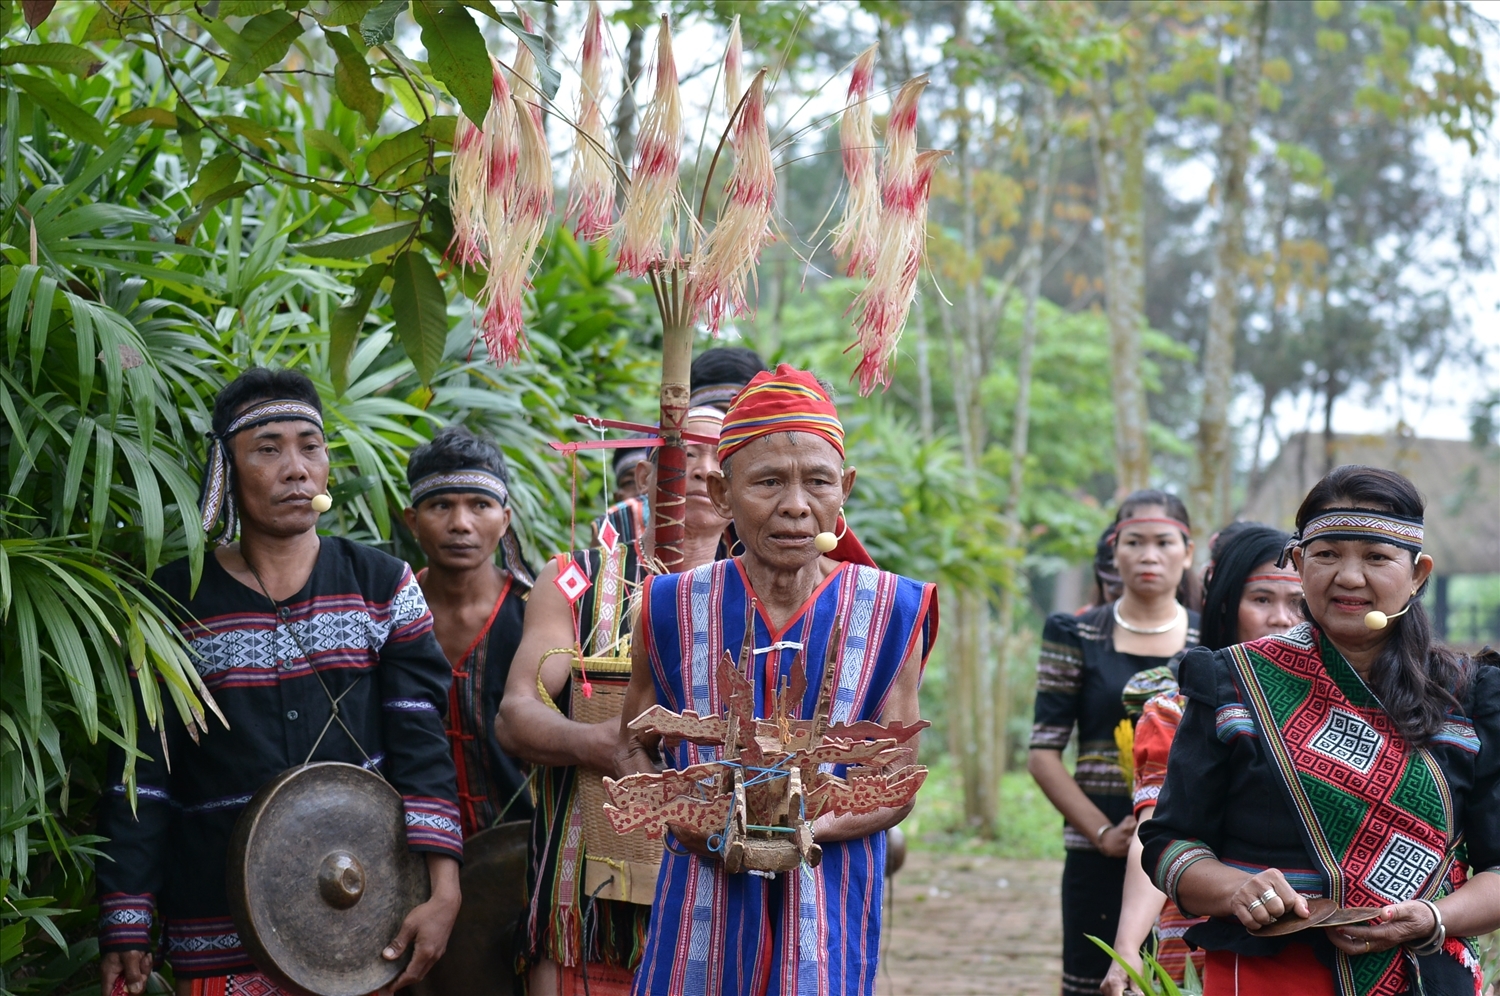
1139, 624, 1500, 996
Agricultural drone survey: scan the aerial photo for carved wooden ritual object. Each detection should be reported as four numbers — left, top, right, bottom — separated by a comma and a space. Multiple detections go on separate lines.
603, 615, 928, 874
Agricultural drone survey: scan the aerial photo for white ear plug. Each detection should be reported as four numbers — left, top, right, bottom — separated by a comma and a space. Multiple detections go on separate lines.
311, 494, 333, 513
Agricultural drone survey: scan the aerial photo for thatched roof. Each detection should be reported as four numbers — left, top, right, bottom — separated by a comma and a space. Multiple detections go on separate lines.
1239, 432, 1500, 576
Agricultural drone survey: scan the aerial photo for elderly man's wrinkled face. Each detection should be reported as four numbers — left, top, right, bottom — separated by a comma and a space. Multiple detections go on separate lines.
708, 432, 855, 572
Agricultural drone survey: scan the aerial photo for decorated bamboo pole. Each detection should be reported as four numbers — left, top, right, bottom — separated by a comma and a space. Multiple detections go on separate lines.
461, 9, 943, 571
614, 15, 691, 569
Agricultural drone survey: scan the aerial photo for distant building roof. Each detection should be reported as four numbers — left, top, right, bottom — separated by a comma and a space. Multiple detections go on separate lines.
1239, 432, 1500, 576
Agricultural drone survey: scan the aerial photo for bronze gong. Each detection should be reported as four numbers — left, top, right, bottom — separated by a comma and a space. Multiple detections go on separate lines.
410, 821, 529, 996
227, 763, 430, 996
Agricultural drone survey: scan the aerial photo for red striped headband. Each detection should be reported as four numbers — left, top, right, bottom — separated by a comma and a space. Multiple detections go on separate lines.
1109, 516, 1190, 543
718, 364, 844, 463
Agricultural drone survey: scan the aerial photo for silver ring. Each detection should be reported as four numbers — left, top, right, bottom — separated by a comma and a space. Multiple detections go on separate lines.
1247, 898, 1265, 911
1259, 888, 1278, 904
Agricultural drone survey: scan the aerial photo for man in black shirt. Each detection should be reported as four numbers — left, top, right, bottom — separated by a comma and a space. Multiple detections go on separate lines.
403, 426, 534, 833
98, 369, 461, 996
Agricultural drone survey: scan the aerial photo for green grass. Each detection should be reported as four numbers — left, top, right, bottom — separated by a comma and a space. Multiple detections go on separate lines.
905, 756, 1066, 860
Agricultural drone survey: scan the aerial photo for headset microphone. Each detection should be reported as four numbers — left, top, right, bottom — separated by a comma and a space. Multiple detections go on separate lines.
1364, 599, 1414, 631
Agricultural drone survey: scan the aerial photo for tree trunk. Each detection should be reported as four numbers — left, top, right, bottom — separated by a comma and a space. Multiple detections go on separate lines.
994, 88, 1056, 781
1090, 35, 1152, 497
945, 3, 996, 836
1191, 0, 1270, 546
612, 12, 647, 200
914, 290, 934, 444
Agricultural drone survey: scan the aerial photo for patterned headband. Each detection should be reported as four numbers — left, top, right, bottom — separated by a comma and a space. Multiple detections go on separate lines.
409, 469, 509, 507
718, 364, 844, 462
688, 382, 744, 412
199, 400, 324, 545
1277, 507, 1424, 567
407, 469, 534, 589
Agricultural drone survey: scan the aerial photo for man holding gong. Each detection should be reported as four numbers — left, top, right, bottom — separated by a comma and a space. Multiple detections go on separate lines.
97, 369, 462, 996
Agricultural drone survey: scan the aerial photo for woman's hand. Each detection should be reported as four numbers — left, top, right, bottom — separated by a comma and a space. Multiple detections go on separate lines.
1100, 957, 1143, 996
1326, 902, 1437, 956
1097, 815, 1138, 859
1233, 869, 1310, 930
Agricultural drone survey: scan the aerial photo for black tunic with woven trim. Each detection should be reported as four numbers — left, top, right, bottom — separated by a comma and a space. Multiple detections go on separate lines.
1138, 643, 1500, 993
95, 538, 460, 978
1029, 602, 1199, 996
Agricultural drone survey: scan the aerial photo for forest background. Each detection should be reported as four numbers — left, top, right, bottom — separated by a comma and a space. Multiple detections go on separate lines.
1, 0, 1498, 990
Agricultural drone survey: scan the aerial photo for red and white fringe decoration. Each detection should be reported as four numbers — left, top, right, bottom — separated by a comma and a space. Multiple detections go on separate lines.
475, 62, 522, 363
690, 70, 774, 332
615, 17, 683, 277
831, 44, 879, 278
724, 15, 743, 122
850, 77, 946, 395
448, 111, 487, 267
565, 0, 614, 242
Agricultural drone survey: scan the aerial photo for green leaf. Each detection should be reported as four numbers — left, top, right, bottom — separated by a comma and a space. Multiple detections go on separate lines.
389, 251, 448, 386
189, 152, 241, 204
117, 107, 177, 128
366, 124, 428, 182
291, 220, 416, 259
496, 10, 560, 100
411, 0, 492, 127
9, 74, 106, 147
306, 128, 357, 174
360, 0, 408, 47
330, 263, 385, 396
218, 11, 305, 87
175, 180, 255, 244
319, 0, 370, 26
0, 43, 104, 77
325, 29, 386, 131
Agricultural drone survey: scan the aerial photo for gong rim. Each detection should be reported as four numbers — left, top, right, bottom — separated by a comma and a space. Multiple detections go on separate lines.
227, 763, 430, 996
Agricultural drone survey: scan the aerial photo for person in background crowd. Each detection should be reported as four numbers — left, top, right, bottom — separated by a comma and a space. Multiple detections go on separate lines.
687, 345, 767, 412
1102, 524, 1302, 994
611, 435, 653, 503
405, 426, 536, 832
496, 409, 732, 996
1089, 523, 1125, 609
592, 345, 764, 552
98, 369, 461, 996
1140, 465, 1500, 996
1029, 490, 1200, 996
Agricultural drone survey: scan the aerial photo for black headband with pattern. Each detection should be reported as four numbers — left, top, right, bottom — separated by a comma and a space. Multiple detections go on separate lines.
199, 400, 324, 545
1277, 507, 1424, 567
407, 469, 535, 589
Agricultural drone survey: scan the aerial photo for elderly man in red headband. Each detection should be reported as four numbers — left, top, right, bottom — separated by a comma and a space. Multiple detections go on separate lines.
617, 365, 939, 996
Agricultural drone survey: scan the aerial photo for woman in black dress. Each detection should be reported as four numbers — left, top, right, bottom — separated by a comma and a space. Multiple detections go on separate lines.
1139, 466, 1500, 995
1028, 490, 1200, 996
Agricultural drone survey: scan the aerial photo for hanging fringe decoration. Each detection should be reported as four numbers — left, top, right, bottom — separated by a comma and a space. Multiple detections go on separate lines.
615, 16, 683, 277
476, 61, 523, 363
849, 77, 948, 395
690, 70, 774, 333
508, 10, 540, 111
566, 0, 614, 242
831, 44, 880, 278
448, 111, 487, 267
724, 15, 743, 125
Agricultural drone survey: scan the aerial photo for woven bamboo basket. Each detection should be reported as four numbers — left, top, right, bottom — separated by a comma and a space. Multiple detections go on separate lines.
571, 655, 662, 904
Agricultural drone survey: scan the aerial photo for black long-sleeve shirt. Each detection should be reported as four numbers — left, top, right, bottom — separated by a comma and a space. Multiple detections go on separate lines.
1139, 636, 1499, 990
96, 538, 462, 978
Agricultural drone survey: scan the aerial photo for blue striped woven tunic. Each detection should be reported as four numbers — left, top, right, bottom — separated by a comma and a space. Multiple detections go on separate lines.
633, 558, 937, 996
